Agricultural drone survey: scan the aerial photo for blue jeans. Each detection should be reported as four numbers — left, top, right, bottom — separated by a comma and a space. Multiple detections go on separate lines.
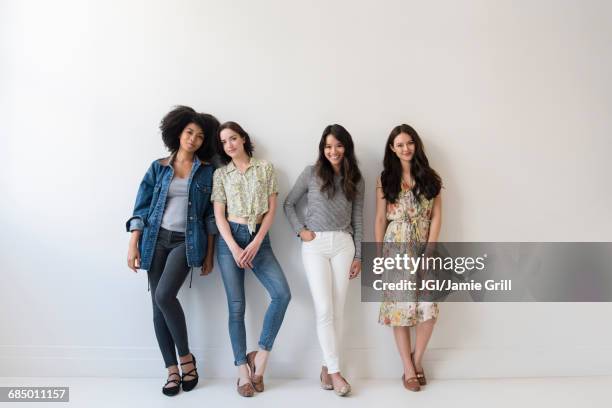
216, 222, 291, 366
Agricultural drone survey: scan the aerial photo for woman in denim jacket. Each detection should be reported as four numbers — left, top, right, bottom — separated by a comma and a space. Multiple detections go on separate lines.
125, 106, 219, 396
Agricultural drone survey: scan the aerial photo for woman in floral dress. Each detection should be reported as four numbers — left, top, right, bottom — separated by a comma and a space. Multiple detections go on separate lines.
374, 124, 442, 392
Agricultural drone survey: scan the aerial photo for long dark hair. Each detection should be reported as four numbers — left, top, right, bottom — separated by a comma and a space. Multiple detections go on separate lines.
216, 121, 255, 164
160, 105, 219, 161
315, 124, 362, 201
381, 124, 441, 203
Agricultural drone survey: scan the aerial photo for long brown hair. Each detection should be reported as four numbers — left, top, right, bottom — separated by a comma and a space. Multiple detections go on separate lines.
216, 121, 255, 164
381, 124, 441, 203
315, 124, 362, 201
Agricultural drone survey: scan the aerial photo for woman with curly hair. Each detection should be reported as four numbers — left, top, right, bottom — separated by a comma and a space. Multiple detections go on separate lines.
125, 106, 219, 396
374, 124, 442, 392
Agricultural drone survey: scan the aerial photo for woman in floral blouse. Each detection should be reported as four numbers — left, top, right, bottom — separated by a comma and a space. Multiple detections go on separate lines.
374, 124, 442, 392
211, 121, 291, 397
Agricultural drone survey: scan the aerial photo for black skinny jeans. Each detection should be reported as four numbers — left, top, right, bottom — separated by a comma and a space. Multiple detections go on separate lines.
148, 227, 191, 367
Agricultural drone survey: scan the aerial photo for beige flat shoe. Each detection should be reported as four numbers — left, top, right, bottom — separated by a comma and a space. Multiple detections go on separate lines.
333, 375, 351, 397
320, 366, 333, 390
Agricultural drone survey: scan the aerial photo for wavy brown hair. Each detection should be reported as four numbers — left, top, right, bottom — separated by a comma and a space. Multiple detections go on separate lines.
216, 121, 255, 164
381, 124, 441, 203
315, 124, 362, 201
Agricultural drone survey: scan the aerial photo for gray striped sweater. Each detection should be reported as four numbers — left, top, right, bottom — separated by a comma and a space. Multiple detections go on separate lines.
283, 165, 364, 260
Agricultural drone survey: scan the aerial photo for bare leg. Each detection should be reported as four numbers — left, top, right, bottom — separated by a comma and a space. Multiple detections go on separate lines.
179, 353, 196, 381
238, 364, 250, 386
165, 365, 180, 389
413, 318, 436, 372
393, 326, 416, 378
253, 349, 270, 375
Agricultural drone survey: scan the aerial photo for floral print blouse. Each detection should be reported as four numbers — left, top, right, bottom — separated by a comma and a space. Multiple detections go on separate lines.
211, 158, 279, 234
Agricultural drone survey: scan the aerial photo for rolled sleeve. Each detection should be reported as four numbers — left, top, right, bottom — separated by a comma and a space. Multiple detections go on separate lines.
267, 163, 279, 196
126, 216, 145, 232
211, 168, 227, 203
126, 162, 157, 233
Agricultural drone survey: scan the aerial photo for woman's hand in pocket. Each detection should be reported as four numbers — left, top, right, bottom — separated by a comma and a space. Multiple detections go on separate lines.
299, 229, 316, 242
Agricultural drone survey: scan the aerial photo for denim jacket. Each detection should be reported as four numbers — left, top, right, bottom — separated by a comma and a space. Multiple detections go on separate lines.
125, 155, 218, 272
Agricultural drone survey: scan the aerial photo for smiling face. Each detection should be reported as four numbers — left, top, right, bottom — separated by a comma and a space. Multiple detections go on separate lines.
219, 127, 246, 159
390, 132, 415, 163
324, 134, 345, 168
179, 122, 205, 154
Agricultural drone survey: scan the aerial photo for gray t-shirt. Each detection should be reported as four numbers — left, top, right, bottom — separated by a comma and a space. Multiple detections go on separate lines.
283, 165, 364, 259
161, 176, 189, 232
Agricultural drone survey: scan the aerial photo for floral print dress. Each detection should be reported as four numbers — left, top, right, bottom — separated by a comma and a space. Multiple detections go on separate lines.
378, 181, 439, 327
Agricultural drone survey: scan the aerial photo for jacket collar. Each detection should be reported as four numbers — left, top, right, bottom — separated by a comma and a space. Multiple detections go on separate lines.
159, 152, 207, 168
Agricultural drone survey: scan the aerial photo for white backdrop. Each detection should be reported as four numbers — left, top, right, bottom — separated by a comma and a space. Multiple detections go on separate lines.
1, 0, 611, 379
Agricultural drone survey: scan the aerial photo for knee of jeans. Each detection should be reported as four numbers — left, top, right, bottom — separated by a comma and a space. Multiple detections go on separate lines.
274, 289, 291, 308
154, 288, 175, 310
227, 300, 245, 320
152, 306, 164, 321
316, 307, 333, 325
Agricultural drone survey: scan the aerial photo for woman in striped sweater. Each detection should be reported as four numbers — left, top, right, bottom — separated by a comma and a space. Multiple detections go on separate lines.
283, 124, 364, 397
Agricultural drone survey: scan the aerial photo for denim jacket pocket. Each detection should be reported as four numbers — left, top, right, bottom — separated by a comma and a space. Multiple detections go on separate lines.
196, 182, 212, 194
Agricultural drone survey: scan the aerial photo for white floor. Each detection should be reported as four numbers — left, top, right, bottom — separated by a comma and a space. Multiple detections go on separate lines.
0, 376, 610, 407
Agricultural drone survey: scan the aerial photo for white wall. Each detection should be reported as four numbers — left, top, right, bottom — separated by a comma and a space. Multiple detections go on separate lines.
1, 0, 611, 379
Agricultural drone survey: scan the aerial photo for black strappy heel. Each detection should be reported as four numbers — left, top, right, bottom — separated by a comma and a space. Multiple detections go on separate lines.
162, 372, 181, 396
180, 354, 199, 392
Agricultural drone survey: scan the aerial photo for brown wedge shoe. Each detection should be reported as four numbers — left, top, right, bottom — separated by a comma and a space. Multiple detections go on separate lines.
402, 374, 421, 392
411, 353, 427, 386
246, 351, 264, 392
320, 366, 333, 390
237, 378, 255, 397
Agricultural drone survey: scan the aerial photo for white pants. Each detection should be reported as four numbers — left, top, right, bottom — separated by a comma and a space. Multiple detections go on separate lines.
301, 231, 355, 374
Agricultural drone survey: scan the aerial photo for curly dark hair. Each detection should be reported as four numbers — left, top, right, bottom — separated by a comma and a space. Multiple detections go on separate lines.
381, 124, 442, 203
315, 124, 362, 201
160, 105, 220, 161
216, 121, 255, 164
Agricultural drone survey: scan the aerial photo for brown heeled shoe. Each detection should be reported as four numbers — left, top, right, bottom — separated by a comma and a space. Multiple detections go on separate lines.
237, 378, 255, 397
411, 353, 427, 386
402, 374, 421, 392
320, 366, 333, 390
246, 351, 264, 392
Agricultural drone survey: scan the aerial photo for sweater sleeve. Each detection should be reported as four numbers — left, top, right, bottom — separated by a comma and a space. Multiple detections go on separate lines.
351, 176, 365, 260
283, 166, 311, 235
